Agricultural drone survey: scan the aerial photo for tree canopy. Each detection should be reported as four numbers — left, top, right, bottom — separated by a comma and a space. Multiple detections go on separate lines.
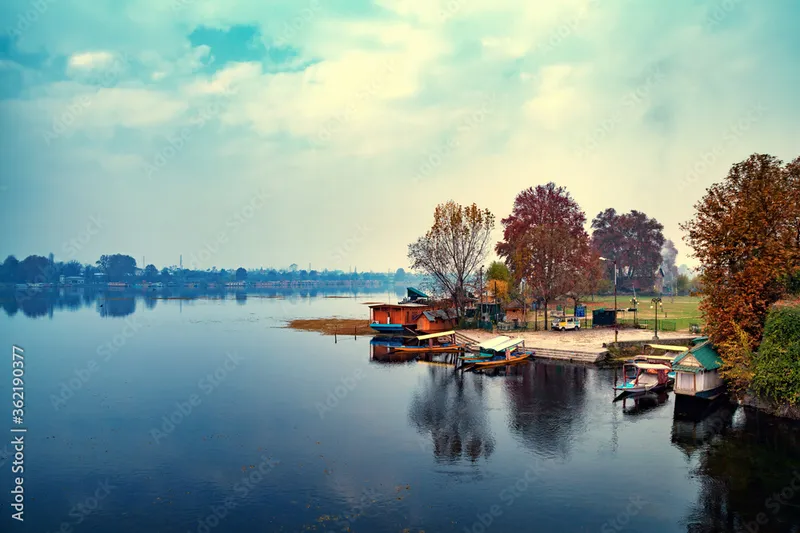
682, 153, 800, 389
591, 208, 665, 289
408, 201, 495, 315
496, 183, 591, 328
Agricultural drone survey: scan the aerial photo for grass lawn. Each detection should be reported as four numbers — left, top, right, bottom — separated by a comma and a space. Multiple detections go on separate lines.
541, 295, 704, 331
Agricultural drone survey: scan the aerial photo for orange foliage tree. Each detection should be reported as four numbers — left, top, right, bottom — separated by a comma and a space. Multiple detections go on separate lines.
682, 153, 800, 388
408, 201, 495, 317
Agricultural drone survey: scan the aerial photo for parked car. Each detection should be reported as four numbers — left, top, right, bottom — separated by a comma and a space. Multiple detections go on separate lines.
551, 316, 580, 331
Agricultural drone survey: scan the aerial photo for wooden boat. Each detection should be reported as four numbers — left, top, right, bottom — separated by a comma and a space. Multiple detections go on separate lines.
391, 330, 465, 353
461, 337, 531, 370
614, 362, 671, 394
466, 351, 532, 369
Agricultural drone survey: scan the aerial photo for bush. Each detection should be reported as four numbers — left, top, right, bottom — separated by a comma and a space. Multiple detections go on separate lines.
750, 306, 800, 405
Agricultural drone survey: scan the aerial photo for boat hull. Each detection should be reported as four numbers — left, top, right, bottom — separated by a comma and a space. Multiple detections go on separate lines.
465, 353, 532, 370
369, 323, 406, 333
393, 345, 463, 353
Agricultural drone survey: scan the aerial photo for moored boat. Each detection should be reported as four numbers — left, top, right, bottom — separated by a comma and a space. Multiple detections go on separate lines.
614, 362, 671, 394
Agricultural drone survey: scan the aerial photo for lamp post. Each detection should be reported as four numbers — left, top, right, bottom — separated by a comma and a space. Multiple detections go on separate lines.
630, 296, 639, 327
650, 296, 663, 340
600, 257, 618, 344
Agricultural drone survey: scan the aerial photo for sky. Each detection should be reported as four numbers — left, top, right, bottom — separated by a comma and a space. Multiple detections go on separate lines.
0, 0, 798, 273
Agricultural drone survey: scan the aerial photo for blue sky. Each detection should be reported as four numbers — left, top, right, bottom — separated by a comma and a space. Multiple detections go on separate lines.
0, 0, 798, 272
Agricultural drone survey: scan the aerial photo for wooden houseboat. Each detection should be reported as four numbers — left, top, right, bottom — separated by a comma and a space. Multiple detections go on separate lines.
368, 302, 431, 334
672, 339, 725, 401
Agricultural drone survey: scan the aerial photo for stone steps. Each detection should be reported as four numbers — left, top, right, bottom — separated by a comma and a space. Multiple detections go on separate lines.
530, 347, 607, 364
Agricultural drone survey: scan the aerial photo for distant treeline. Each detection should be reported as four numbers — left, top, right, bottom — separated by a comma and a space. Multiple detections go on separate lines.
0, 253, 415, 285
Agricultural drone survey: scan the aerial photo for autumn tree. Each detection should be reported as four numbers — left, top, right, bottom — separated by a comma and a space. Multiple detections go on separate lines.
565, 247, 605, 310
682, 153, 800, 388
496, 183, 590, 329
591, 209, 665, 290
408, 201, 495, 317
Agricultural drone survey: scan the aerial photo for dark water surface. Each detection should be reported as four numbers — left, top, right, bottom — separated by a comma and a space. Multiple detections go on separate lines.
1, 289, 799, 533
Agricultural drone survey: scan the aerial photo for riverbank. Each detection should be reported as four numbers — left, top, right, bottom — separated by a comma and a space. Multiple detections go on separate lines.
461, 328, 692, 354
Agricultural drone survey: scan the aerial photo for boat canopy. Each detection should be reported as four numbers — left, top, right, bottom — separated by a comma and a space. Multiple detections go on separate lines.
477, 335, 511, 351
631, 362, 671, 370
415, 330, 456, 341
489, 338, 525, 353
634, 355, 675, 361
645, 344, 688, 353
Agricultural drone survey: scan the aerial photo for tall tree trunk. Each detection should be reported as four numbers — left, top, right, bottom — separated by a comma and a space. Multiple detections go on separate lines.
543, 299, 549, 330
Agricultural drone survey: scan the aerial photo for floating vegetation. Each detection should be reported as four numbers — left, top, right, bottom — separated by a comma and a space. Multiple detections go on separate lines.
286, 318, 373, 336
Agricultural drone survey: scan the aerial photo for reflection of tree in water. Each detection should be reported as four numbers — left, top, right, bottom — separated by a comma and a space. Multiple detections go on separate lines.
671, 401, 736, 459
18, 295, 51, 318
408, 366, 495, 463
503, 361, 589, 459
144, 296, 158, 310
683, 409, 800, 532
57, 291, 84, 311
235, 292, 247, 305
0, 293, 19, 316
99, 297, 136, 317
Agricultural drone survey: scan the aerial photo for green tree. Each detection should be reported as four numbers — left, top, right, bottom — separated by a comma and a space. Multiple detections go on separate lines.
0, 256, 20, 283
394, 268, 406, 282
486, 261, 511, 282
144, 264, 159, 281
235, 267, 247, 281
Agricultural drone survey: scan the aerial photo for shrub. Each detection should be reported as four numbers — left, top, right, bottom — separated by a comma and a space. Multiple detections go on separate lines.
750, 306, 800, 405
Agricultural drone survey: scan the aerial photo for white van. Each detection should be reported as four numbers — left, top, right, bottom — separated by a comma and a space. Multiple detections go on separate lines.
551, 316, 580, 331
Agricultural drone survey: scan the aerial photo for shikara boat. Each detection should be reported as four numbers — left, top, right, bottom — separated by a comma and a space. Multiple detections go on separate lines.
466, 351, 532, 369
614, 362, 671, 394
391, 330, 465, 353
461, 337, 532, 370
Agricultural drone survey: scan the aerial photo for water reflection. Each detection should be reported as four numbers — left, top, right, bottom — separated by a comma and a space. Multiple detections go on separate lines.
408, 365, 495, 463
683, 408, 800, 532
620, 390, 670, 416
504, 361, 588, 459
0, 286, 391, 319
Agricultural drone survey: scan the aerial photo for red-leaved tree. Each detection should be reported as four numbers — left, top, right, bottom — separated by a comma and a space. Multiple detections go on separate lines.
496, 183, 591, 329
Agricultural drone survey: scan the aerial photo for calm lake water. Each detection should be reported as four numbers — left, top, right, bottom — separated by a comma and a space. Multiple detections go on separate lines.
1, 288, 799, 533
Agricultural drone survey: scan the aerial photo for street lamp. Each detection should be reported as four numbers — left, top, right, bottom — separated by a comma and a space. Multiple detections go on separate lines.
630, 296, 639, 327
600, 257, 618, 344
650, 296, 663, 340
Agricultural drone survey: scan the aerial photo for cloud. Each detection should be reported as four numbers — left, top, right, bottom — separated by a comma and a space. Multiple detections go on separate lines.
67, 51, 115, 71
0, 0, 798, 271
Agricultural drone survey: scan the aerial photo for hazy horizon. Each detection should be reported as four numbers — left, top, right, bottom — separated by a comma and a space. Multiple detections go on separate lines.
2, 0, 798, 271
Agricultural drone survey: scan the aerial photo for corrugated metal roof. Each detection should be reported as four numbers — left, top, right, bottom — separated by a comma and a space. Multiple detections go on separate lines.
673, 341, 722, 370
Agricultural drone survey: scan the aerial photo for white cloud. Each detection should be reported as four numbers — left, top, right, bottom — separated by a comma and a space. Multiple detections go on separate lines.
67, 51, 115, 71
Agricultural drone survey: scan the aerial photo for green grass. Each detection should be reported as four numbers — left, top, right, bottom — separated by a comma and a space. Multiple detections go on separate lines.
553, 295, 702, 320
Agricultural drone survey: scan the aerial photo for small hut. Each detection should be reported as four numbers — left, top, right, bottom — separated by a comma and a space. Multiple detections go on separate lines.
672, 339, 725, 400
